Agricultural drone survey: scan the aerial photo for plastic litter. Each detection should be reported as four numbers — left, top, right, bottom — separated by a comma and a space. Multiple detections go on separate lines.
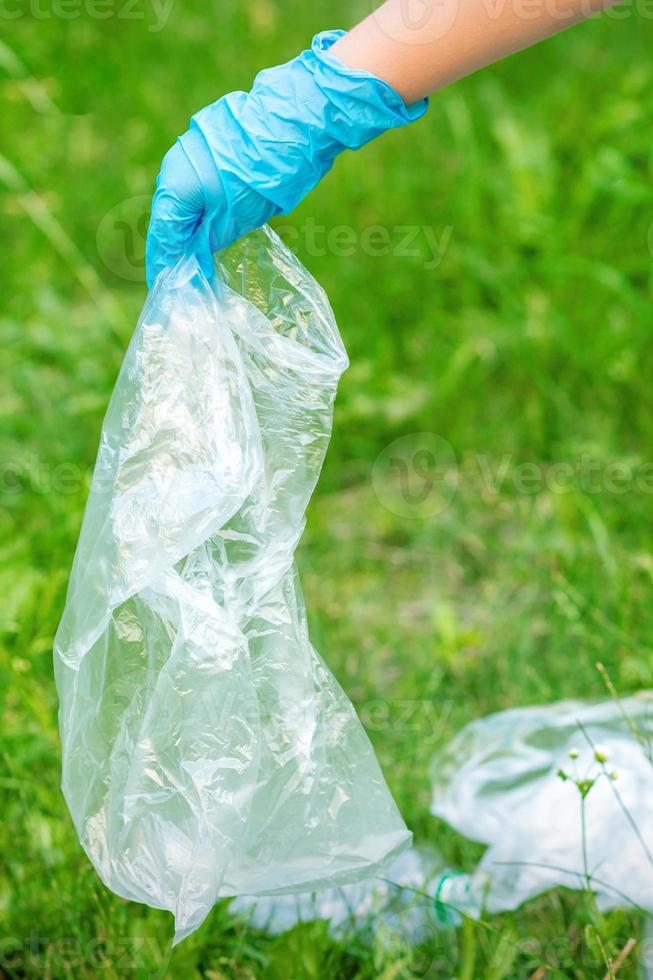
431, 693, 653, 917
232, 846, 443, 942
232, 695, 653, 944
231, 846, 487, 943
54, 226, 410, 943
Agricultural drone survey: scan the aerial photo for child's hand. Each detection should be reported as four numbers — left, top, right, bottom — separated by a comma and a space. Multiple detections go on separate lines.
145, 30, 426, 288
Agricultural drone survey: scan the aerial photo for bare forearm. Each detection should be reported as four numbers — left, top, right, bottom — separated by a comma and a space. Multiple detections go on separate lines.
331, 0, 615, 103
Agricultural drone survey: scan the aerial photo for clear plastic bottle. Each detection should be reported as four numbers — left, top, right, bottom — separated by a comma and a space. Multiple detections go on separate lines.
233, 847, 446, 939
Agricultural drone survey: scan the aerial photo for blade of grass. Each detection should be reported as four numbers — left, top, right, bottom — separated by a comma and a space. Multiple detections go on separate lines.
0, 153, 128, 343
0, 39, 60, 115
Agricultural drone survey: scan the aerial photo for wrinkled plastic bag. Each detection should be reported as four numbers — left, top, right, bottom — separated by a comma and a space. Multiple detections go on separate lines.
54, 227, 410, 943
431, 694, 653, 915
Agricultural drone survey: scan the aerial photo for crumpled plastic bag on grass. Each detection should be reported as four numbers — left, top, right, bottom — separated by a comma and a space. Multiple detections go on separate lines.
54, 227, 410, 943
430, 693, 653, 915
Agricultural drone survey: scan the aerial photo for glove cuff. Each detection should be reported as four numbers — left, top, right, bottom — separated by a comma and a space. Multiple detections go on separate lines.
310, 29, 429, 144
183, 30, 429, 233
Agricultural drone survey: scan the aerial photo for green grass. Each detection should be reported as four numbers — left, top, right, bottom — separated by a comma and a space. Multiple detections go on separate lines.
2, 2, 653, 976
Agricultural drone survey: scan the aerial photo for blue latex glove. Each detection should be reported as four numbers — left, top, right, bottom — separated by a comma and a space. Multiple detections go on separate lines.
145, 30, 428, 287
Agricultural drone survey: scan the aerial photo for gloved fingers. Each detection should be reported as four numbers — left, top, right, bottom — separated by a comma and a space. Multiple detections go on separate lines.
145, 141, 207, 288
179, 122, 280, 257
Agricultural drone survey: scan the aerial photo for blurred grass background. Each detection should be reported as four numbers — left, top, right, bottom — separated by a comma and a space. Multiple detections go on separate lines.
1, 0, 653, 976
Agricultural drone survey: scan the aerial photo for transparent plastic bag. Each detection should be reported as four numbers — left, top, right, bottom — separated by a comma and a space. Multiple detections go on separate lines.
54, 227, 410, 943
430, 694, 653, 915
